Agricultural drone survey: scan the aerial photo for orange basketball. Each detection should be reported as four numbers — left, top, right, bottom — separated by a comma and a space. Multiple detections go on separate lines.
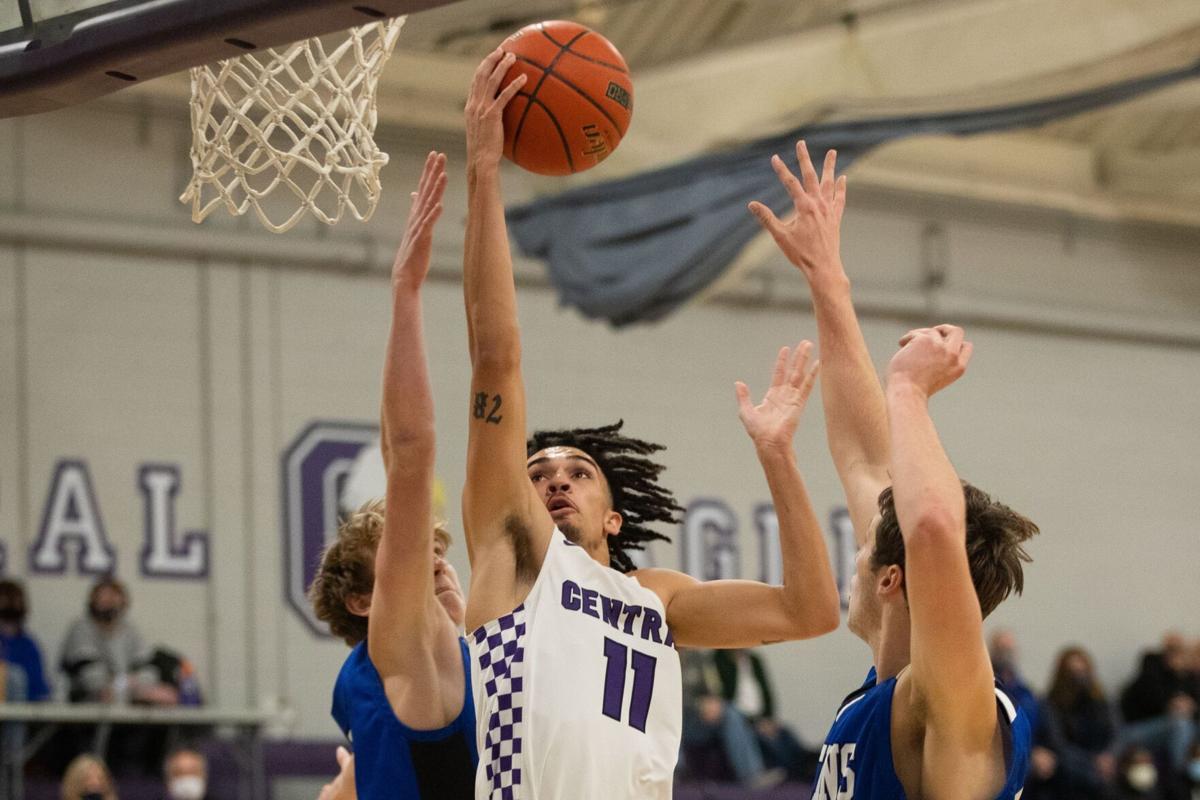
498, 21, 633, 176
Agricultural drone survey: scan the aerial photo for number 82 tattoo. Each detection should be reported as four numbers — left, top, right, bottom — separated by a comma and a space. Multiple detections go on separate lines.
472, 391, 503, 424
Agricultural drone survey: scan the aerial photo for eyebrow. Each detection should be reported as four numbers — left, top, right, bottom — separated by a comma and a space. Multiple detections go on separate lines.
526, 454, 601, 471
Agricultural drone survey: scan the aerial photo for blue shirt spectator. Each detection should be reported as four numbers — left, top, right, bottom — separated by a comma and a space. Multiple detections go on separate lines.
0, 579, 50, 701
990, 628, 1041, 731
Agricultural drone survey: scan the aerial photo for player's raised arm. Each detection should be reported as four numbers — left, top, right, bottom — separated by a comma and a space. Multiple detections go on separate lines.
884, 326, 999, 778
460, 51, 553, 615
367, 152, 462, 729
749, 141, 889, 545
637, 342, 840, 648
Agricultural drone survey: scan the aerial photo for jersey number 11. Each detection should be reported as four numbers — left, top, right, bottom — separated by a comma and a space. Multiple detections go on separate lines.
601, 637, 657, 732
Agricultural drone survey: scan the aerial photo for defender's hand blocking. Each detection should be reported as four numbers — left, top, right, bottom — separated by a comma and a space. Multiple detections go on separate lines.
748, 140, 847, 283
465, 49, 527, 168
392, 151, 447, 291
886, 324, 973, 398
735, 341, 820, 453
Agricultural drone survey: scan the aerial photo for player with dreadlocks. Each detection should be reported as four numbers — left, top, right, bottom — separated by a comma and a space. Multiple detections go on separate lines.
459, 50, 841, 800
524, 421, 678, 573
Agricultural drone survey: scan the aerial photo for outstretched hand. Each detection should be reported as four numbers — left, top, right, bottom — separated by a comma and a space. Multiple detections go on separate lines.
392, 151, 447, 291
886, 324, 973, 398
748, 140, 847, 285
736, 341, 820, 453
464, 48, 527, 169
317, 746, 356, 800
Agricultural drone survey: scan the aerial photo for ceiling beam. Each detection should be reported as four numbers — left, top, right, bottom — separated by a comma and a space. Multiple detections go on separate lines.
615, 0, 1200, 170
102, 0, 1200, 235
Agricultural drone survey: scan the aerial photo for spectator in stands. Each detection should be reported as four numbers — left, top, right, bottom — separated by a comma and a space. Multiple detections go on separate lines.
58, 577, 177, 706
60, 752, 118, 800
1184, 741, 1200, 800
679, 648, 782, 788
1113, 745, 1166, 800
58, 578, 179, 776
163, 747, 207, 800
713, 648, 817, 782
1036, 645, 1119, 799
990, 628, 1041, 731
0, 579, 51, 701
1120, 632, 1200, 774
1023, 742, 1060, 800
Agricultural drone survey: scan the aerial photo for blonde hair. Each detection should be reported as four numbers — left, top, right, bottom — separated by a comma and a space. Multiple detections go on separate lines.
307, 499, 452, 646
61, 754, 117, 800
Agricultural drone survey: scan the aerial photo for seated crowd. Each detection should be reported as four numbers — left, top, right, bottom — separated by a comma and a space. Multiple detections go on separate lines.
983, 630, 1197, 800
677, 630, 1200, 798
1, 576, 203, 785
1, 575, 1197, 798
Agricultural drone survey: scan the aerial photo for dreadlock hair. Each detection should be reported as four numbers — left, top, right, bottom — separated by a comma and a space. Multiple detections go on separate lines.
527, 420, 683, 573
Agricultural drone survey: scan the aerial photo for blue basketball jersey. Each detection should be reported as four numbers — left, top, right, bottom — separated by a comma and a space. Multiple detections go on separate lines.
332, 637, 479, 799
810, 667, 1030, 799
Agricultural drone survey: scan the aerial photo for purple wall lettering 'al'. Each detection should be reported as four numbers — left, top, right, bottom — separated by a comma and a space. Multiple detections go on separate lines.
138, 464, 209, 579
30, 460, 116, 575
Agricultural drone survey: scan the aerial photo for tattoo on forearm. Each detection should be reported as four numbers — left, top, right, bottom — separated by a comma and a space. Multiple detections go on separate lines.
472, 391, 504, 424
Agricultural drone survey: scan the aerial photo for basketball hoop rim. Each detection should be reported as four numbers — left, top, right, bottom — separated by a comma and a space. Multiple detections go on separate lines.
0, 0, 453, 119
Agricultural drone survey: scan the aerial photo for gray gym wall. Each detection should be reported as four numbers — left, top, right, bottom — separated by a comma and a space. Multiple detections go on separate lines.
0, 101, 1197, 742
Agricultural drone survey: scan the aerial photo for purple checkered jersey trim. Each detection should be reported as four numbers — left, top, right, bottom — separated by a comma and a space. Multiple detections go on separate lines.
473, 604, 528, 800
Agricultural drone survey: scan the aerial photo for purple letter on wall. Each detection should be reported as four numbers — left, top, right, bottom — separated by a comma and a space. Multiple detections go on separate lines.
281, 421, 379, 636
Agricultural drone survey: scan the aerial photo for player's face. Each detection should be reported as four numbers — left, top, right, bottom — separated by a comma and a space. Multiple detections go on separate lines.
846, 515, 883, 641
527, 447, 621, 551
433, 538, 466, 628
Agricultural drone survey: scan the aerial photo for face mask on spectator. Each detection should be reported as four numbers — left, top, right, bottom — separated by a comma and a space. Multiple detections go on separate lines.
89, 604, 120, 624
1188, 759, 1200, 783
168, 775, 206, 800
81, 793, 104, 800
1126, 763, 1157, 792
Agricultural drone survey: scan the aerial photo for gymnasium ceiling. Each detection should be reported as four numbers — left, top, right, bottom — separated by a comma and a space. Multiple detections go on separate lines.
120, 0, 1200, 229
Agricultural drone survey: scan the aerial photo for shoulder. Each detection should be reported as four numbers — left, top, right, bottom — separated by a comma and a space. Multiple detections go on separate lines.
333, 644, 377, 700
61, 618, 92, 643
117, 621, 145, 647
12, 634, 44, 658
629, 567, 696, 591
629, 567, 697, 607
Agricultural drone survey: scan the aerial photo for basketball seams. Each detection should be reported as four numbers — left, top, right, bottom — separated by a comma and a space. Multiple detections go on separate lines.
539, 28, 629, 74
538, 25, 568, 48
509, 29, 589, 171
525, 94, 575, 173
541, 66, 627, 137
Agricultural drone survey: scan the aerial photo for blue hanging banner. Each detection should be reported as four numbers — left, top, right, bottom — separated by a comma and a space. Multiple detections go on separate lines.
507, 59, 1200, 327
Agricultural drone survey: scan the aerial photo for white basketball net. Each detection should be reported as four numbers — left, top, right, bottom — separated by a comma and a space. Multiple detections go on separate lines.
180, 17, 405, 233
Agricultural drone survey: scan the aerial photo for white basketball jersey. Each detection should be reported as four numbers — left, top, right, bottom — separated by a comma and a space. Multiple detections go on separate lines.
469, 530, 682, 800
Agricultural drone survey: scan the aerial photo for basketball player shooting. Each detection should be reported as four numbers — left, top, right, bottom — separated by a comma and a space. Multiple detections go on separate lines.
460, 50, 841, 799
309, 153, 478, 799
748, 141, 1038, 799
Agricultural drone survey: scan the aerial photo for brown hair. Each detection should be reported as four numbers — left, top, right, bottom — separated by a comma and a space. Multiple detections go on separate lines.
61, 753, 117, 800
89, 576, 128, 609
307, 499, 451, 647
1046, 645, 1106, 711
0, 579, 27, 624
871, 482, 1037, 618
